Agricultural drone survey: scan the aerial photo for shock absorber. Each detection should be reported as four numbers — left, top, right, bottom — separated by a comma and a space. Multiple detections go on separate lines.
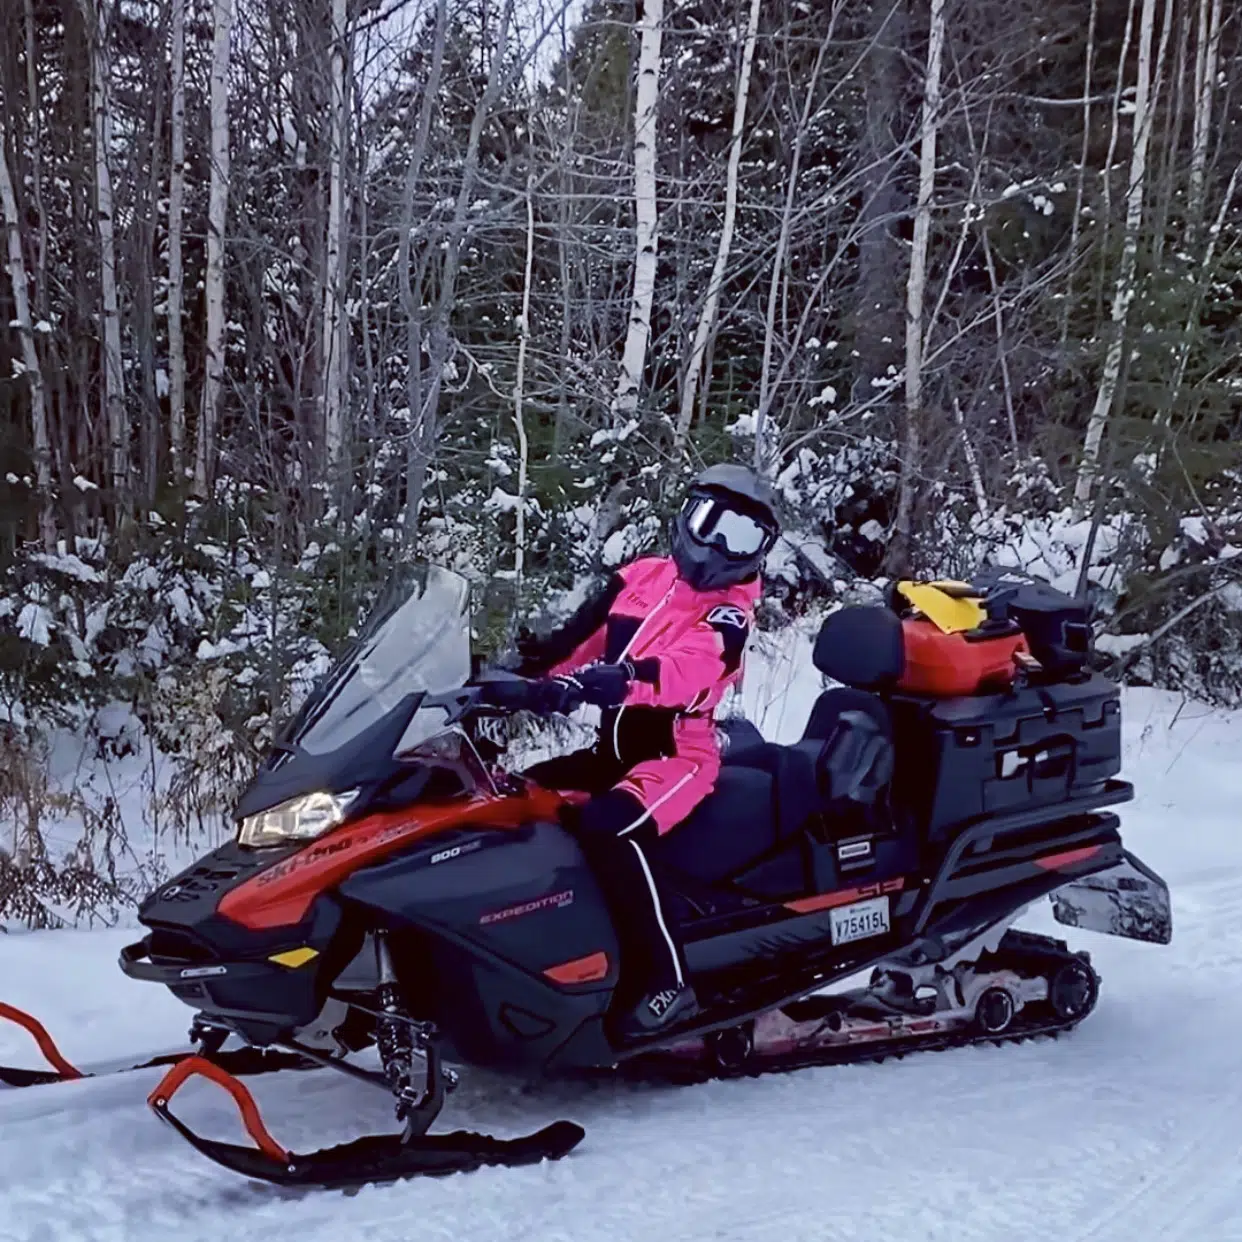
374, 933, 420, 1119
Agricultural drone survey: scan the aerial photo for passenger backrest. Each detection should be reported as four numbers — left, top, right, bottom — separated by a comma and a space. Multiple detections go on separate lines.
812, 606, 905, 690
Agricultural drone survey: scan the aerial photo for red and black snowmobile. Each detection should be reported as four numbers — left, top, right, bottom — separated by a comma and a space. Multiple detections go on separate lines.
1, 564, 1171, 1191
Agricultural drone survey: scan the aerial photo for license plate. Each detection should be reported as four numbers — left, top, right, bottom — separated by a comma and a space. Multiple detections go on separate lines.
830, 895, 891, 946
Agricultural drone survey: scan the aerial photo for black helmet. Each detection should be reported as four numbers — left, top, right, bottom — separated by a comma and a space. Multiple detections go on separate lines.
670, 463, 781, 591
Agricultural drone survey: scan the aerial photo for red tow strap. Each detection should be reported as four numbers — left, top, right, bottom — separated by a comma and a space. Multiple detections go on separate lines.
0, 1002, 84, 1080
148, 1054, 290, 1163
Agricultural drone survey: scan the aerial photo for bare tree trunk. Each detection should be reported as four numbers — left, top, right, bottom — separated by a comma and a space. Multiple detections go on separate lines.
1187, 0, 1223, 238
0, 118, 56, 550
673, 0, 761, 456
397, 0, 448, 540
79, 0, 127, 502
1074, 0, 1160, 513
1152, 0, 1191, 266
405, 0, 514, 535
853, 1, 906, 401
1093, 0, 1137, 321
753, 20, 835, 467
195, 0, 235, 499
513, 176, 535, 589
168, 0, 187, 477
611, 0, 664, 426
321, 0, 349, 468
1060, 0, 1097, 350
22, 0, 48, 322
887, 0, 946, 576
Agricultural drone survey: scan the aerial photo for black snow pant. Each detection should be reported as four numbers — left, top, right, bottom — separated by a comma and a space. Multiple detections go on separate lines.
525, 749, 687, 1001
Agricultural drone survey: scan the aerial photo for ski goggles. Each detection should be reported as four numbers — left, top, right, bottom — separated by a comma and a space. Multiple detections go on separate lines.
682, 496, 775, 559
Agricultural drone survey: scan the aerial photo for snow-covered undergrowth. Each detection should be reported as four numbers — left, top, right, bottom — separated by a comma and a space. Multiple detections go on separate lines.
2, 471, 1239, 929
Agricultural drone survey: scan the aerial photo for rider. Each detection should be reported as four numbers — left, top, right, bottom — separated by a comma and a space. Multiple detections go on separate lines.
484, 464, 780, 1039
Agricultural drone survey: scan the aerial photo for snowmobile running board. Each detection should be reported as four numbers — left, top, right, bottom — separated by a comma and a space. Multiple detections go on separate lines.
0, 1002, 308, 1089
148, 1055, 585, 1189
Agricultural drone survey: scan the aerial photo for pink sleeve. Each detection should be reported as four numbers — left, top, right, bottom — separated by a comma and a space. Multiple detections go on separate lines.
547, 627, 607, 677
622, 620, 729, 711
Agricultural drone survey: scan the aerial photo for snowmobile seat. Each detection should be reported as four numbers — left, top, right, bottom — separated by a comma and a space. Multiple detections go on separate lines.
657, 760, 791, 885
658, 705, 897, 895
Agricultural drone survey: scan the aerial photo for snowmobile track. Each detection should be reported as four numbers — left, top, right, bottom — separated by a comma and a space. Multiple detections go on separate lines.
1067, 1078, 1242, 1242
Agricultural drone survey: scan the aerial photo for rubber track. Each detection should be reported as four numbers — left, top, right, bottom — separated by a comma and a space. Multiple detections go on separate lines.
623, 931, 1096, 1087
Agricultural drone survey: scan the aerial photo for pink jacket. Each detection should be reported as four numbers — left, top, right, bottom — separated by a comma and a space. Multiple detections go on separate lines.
547, 556, 759, 714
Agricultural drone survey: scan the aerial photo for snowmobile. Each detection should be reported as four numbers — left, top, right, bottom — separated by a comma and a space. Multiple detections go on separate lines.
1, 564, 1171, 1191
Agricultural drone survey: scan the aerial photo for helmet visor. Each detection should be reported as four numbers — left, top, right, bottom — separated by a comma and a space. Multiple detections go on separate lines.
683, 497, 773, 559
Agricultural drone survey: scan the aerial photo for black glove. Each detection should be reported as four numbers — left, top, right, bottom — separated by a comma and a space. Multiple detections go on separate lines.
477, 675, 583, 715
527, 676, 585, 714
571, 662, 634, 708
477, 677, 540, 710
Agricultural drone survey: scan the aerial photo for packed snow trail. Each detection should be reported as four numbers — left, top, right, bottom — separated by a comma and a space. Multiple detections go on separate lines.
3, 688, 1241, 1242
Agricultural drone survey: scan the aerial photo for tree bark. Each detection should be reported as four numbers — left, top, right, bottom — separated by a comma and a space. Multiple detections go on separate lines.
79, 0, 127, 502
611, 0, 664, 426
1074, 0, 1161, 513
22, 0, 48, 322
0, 117, 56, 550
195, 0, 235, 499
1187, 0, 1223, 239
887, 0, 946, 576
405, 0, 514, 537
513, 175, 535, 589
753, 18, 835, 468
1060, 0, 1097, 351
853, 0, 906, 403
321, 0, 349, 469
674, 0, 762, 456
168, 0, 187, 477
397, 0, 448, 540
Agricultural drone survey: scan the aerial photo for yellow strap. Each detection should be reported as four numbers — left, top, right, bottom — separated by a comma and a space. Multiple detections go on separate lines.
896, 581, 986, 634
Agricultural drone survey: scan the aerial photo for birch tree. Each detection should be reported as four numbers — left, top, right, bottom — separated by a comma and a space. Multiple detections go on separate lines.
168, 0, 187, 476
195, 0, 235, 498
1074, 0, 1160, 513
673, 0, 761, 455
0, 120, 55, 550
321, 0, 350, 467
887, 0, 946, 573
512, 175, 535, 589
79, 0, 127, 499
1187, 0, 1223, 237
611, 0, 664, 426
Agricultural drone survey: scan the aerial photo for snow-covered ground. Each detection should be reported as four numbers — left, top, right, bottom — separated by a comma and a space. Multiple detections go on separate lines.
2, 685, 1241, 1242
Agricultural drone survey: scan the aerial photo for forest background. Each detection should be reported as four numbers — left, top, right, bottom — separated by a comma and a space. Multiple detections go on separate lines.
0, 0, 1239, 922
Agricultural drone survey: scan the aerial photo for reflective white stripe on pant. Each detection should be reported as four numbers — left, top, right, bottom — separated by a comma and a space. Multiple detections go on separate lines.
627, 839, 684, 988
616, 767, 698, 836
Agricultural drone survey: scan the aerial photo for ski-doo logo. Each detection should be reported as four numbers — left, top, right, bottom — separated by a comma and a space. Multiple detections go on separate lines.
254, 836, 354, 887
478, 889, 574, 926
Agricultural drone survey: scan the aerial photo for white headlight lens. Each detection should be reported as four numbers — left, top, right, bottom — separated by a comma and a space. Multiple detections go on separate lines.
237, 789, 360, 848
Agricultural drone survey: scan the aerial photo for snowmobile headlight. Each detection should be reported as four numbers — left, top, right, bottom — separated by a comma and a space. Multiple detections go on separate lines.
237, 789, 360, 849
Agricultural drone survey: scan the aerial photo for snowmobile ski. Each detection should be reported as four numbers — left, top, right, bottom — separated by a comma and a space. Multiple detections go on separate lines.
0, 1002, 309, 1088
147, 1054, 585, 1189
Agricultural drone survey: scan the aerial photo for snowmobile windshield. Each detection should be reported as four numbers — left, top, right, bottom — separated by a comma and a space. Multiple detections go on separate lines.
282, 564, 472, 758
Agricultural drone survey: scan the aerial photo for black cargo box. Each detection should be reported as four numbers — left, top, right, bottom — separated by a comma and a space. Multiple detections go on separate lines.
888, 672, 1123, 842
